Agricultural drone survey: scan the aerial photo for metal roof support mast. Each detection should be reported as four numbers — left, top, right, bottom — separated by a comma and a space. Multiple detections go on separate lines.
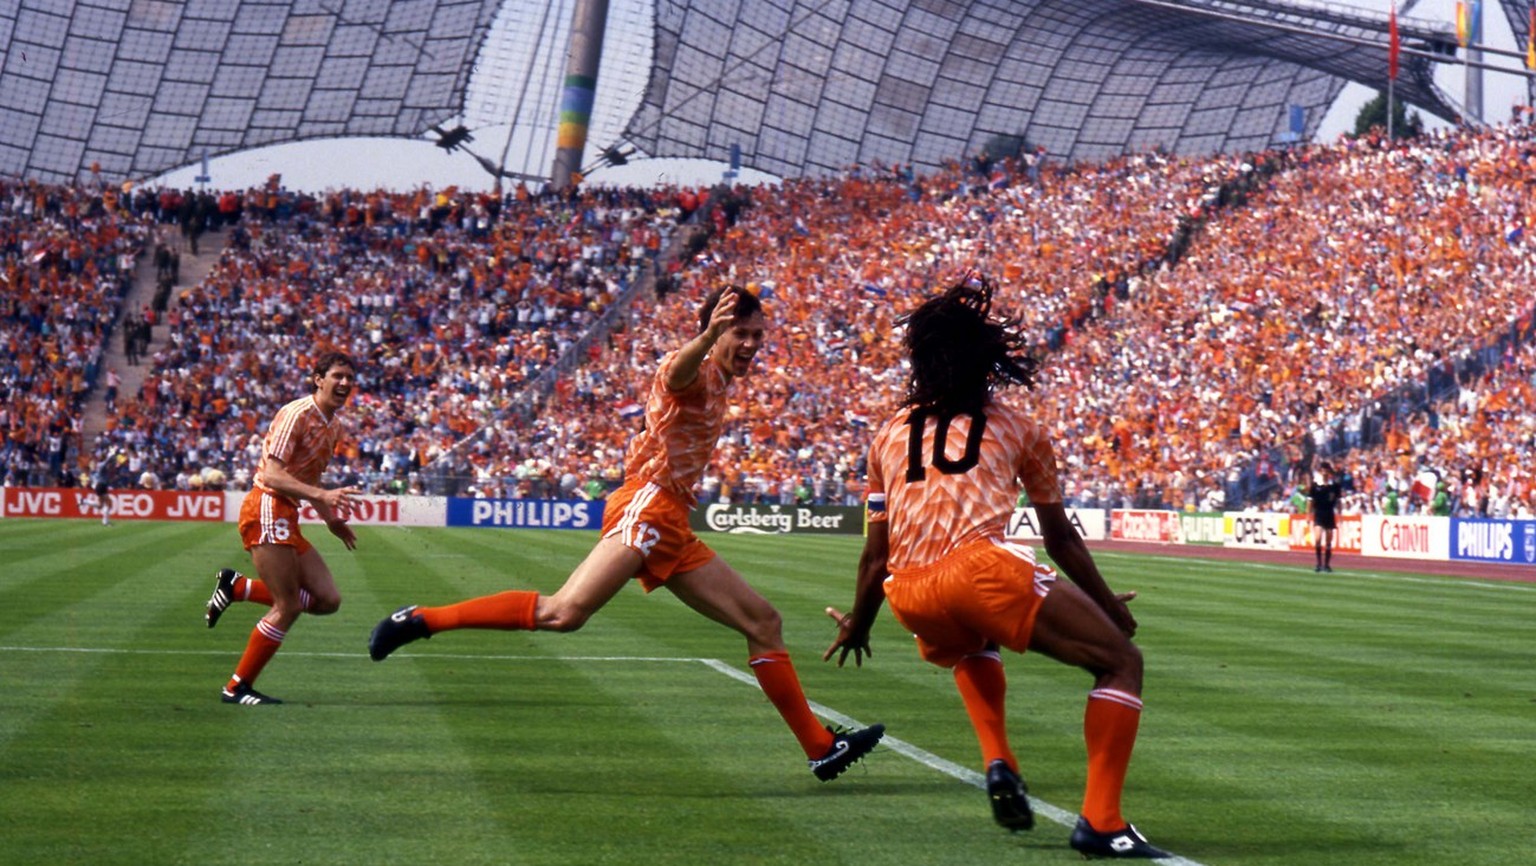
552, 0, 610, 191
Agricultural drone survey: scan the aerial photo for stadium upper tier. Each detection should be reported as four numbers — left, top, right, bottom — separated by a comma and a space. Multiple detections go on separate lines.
0, 1, 1463, 184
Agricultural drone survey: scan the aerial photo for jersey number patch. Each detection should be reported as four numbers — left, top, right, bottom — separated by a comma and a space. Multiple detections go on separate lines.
904, 408, 986, 482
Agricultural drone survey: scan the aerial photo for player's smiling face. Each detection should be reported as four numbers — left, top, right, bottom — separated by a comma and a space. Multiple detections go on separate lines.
314, 363, 356, 413
713, 311, 766, 379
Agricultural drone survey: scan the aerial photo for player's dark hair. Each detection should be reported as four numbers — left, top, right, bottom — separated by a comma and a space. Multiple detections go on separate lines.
696, 285, 762, 334
310, 351, 357, 391
900, 275, 1038, 415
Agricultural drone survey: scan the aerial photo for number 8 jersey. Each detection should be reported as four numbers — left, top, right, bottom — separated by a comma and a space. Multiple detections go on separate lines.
865, 397, 1062, 571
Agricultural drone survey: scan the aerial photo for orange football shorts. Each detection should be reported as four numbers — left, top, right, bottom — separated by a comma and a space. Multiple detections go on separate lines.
238, 487, 315, 555
601, 480, 715, 590
882, 538, 1057, 668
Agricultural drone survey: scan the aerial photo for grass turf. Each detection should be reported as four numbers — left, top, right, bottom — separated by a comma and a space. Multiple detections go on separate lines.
1, 519, 1532, 865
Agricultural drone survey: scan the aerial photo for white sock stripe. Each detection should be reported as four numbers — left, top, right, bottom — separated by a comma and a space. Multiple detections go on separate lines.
298, 589, 312, 609
960, 650, 1003, 664
1089, 688, 1144, 710
256, 620, 286, 642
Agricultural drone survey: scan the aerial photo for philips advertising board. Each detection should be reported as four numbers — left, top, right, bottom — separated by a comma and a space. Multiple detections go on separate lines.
1450, 518, 1536, 568
447, 498, 604, 529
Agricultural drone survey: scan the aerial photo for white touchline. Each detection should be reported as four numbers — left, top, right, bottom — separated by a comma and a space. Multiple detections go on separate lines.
0, 643, 1208, 862
698, 659, 1209, 866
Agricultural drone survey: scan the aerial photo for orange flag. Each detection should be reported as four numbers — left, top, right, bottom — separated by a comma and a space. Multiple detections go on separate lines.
1389, 4, 1401, 80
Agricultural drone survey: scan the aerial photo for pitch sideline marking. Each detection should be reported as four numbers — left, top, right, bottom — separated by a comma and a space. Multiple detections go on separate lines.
0, 645, 1205, 864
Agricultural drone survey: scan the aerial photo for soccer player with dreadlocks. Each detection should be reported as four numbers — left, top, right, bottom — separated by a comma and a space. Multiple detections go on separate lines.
824, 276, 1167, 858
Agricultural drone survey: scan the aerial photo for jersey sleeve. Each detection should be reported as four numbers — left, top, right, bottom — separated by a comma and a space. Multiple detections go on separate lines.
1016, 422, 1062, 505
864, 428, 889, 524
656, 349, 708, 396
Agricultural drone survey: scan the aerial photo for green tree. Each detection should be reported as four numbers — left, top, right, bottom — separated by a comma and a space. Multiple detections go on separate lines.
1352, 91, 1424, 139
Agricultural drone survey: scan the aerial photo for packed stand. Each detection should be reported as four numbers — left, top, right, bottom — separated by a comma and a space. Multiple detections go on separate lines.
91, 181, 690, 493
476, 125, 1534, 517
0, 180, 152, 489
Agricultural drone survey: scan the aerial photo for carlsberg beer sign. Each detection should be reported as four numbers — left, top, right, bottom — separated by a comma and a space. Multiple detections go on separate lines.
691, 503, 862, 535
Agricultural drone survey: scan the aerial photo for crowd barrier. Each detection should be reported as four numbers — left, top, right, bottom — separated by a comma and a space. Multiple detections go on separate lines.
4, 489, 1531, 570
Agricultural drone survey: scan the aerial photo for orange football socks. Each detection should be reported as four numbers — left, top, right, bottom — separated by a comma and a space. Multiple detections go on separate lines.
417, 590, 538, 632
227, 617, 285, 691
748, 650, 835, 757
954, 650, 1017, 771
1081, 687, 1144, 832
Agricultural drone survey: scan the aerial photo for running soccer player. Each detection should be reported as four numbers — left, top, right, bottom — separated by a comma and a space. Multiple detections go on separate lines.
824, 277, 1167, 858
205, 351, 363, 705
369, 286, 883, 781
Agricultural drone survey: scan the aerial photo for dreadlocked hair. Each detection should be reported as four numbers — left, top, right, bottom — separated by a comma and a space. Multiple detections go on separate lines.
900, 275, 1038, 415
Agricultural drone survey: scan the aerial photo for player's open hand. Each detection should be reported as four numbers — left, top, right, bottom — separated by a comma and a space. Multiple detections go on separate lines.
705, 287, 739, 339
318, 485, 363, 518
1107, 590, 1138, 637
821, 605, 873, 668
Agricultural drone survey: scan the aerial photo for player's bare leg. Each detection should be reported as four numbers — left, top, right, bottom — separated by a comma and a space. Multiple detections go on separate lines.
670, 559, 884, 780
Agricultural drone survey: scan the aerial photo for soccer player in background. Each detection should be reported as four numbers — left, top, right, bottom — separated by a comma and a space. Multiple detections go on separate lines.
369, 286, 884, 781
823, 277, 1167, 858
205, 351, 363, 705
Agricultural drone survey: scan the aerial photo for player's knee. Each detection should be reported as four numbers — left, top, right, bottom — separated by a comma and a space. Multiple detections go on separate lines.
541, 601, 592, 633
744, 606, 784, 647
309, 594, 341, 615
1100, 640, 1143, 689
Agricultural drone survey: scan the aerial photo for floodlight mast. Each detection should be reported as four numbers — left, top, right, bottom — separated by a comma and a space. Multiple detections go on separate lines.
551, 0, 610, 191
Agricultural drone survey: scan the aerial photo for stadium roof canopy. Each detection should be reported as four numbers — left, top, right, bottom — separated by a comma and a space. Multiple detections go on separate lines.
0, 0, 1466, 185
0, 0, 501, 184
625, 0, 1463, 176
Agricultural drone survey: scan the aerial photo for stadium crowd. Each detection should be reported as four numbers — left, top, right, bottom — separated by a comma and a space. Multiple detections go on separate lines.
0, 179, 151, 489
3, 120, 1532, 521
87, 180, 691, 494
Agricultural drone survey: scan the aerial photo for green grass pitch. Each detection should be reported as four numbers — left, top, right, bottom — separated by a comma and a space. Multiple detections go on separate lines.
2, 519, 1532, 865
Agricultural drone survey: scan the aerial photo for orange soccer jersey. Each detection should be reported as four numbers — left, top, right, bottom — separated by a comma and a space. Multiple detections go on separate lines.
866, 397, 1061, 571
253, 394, 344, 497
621, 349, 732, 506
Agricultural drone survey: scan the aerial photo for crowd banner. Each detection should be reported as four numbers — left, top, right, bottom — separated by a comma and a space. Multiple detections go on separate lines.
1359, 515, 1449, 560
3, 487, 226, 521
1177, 512, 1226, 546
1005, 507, 1107, 541
1110, 509, 1179, 543
1450, 518, 1536, 567
1288, 514, 1362, 555
1223, 512, 1292, 551
690, 502, 862, 535
446, 498, 603, 530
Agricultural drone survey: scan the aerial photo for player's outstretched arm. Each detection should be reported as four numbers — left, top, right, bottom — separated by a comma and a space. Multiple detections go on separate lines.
824, 521, 890, 667
1037, 502, 1137, 637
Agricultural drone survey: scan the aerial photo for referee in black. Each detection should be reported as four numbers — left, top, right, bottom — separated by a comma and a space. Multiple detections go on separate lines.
1307, 462, 1344, 572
